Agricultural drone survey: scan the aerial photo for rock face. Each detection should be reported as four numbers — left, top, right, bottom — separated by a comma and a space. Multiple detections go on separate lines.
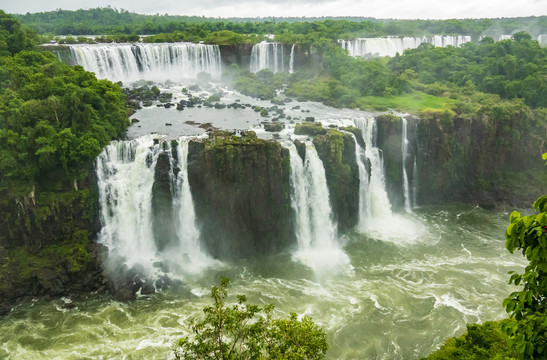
218, 44, 254, 70
374, 110, 546, 210
0, 241, 108, 315
187, 132, 294, 260
313, 129, 360, 232
151, 151, 177, 251
0, 168, 108, 315
374, 114, 416, 209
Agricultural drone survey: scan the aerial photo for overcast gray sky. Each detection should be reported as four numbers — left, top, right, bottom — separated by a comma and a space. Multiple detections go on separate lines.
1, 0, 546, 19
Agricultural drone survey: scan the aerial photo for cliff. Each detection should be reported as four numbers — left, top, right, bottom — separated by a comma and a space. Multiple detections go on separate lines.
187, 131, 294, 260
313, 129, 360, 232
375, 108, 547, 210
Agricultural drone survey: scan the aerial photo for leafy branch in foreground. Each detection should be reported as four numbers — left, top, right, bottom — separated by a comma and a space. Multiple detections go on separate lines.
502, 153, 547, 359
174, 277, 328, 360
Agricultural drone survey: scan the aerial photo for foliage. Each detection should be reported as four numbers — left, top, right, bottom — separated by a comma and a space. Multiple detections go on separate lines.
422, 321, 519, 360
0, 50, 129, 194
14, 7, 547, 43
388, 34, 547, 107
4, 228, 93, 280
502, 164, 547, 358
232, 69, 291, 100
0, 10, 38, 56
174, 278, 329, 360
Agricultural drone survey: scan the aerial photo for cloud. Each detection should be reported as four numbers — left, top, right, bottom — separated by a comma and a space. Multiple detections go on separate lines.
3, 0, 546, 18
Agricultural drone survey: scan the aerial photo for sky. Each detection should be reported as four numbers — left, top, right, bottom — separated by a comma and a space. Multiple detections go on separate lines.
1, 0, 546, 19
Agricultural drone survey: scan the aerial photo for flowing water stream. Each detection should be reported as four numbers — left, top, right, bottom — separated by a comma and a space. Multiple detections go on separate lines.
0, 205, 524, 359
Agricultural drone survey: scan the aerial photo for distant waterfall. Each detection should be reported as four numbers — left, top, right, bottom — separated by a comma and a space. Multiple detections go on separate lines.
339, 35, 471, 58
289, 44, 295, 74
67, 43, 222, 83
96, 136, 214, 280
287, 142, 350, 272
250, 41, 284, 73
402, 117, 412, 213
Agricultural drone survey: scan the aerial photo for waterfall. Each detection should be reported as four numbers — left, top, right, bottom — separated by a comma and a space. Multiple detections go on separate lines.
250, 41, 284, 73
289, 44, 295, 74
352, 134, 371, 226
169, 139, 213, 273
339, 35, 472, 58
96, 135, 214, 280
412, 156, 418, 209
67, 43, 222, 83
354, 117, 422, 241
287, 142, 350, 272
402, 117, 412, 213
354, 117, 393, 224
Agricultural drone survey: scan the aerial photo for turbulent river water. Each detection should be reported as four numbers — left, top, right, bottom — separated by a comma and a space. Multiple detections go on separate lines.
0, 71, 527, 359
0, 205, 525, 359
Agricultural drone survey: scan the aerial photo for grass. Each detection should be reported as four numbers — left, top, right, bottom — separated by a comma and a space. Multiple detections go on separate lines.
356, 91, 457, 113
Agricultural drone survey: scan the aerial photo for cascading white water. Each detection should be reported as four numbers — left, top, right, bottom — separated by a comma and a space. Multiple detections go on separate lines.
339, 35, 472, 58
402, 117, 412, 213
351, 134, 371, 226
287, 142, 350, 272
96, 135, 215, 280
168, 139, 214, 274
354, 117, 393, 222
96, 136, 161, 276
354, 117, 422, 241
289, 44, 295, 74
412, 156, 418, 209
249, 41, 284, 73
67, 43, 222, 83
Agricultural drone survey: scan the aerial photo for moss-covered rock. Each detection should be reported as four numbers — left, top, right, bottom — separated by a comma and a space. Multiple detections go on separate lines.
313, 129, 359, 232
187, 133, 294, 260
294, 122, 327, 136
264, 122, 284, 132
0, 170, 107, 314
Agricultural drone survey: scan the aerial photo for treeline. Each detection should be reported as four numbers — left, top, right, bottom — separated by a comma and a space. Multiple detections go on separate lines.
389, 33, 547, 108
14, 7, 547, 40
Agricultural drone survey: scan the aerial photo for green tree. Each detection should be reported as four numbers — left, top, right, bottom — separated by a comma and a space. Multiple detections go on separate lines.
502, 153, 547, 358
174, 278, 329, 360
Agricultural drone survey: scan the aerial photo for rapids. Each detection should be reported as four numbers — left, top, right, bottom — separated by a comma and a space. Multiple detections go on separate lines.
0, 206, 524, 359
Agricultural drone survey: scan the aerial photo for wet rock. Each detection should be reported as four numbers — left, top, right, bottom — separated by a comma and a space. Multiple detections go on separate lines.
62, 300, 76, 309
113, 283, 136, 302
0, 300, 11, 316
293, 139, 306, 162
140, 280, 156, 295
264, 123, 283, 132
31, 268, 65, 296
